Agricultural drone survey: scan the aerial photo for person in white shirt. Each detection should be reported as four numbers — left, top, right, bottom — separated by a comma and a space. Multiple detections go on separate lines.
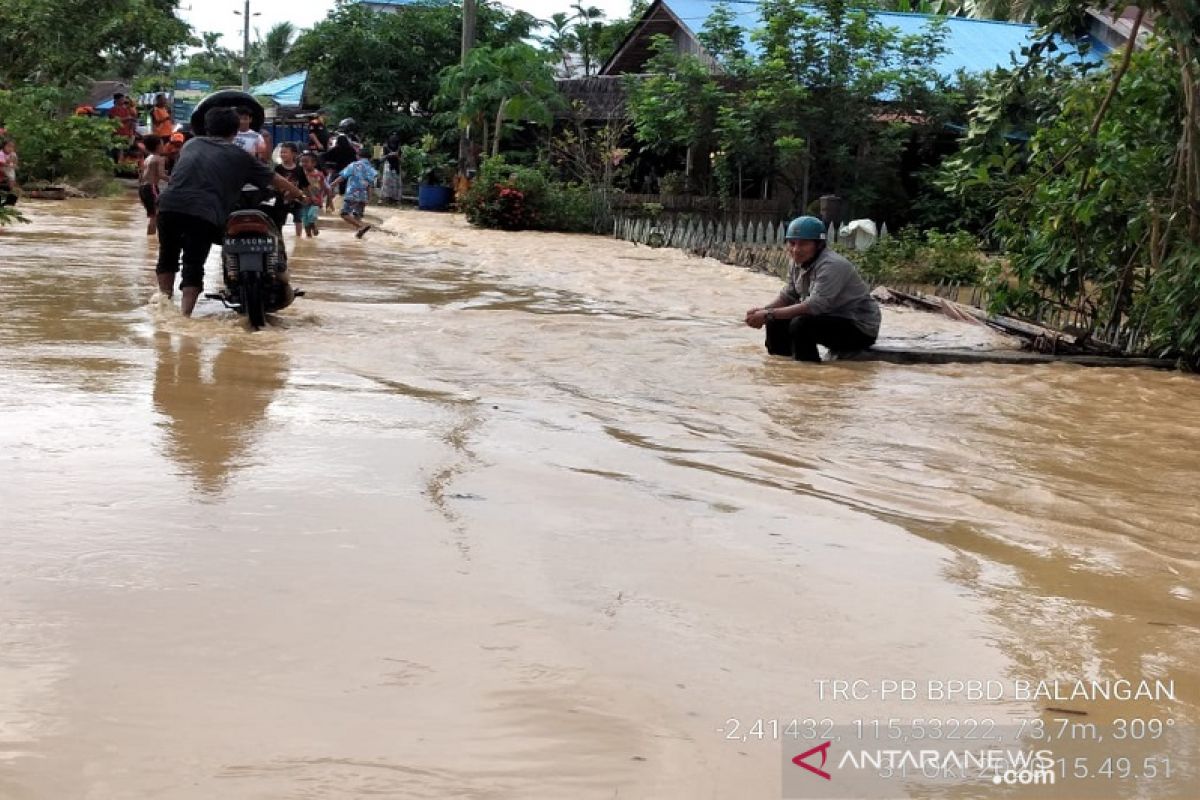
233, 107, 269, 159
233, 106, 273, 198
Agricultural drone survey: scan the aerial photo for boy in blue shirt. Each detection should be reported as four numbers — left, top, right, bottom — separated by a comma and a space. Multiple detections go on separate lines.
329, 150, 378, 239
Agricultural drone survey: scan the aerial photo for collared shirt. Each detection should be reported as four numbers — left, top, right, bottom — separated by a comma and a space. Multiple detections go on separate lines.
339, 159, 378, 204
784, 247, 881, 337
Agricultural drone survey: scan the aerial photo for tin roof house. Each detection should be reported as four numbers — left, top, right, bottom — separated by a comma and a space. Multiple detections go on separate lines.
561, 0, 1106, 119
601, 0, 1106, 78
559, 1, 1111, 222
250, 71, 312, 115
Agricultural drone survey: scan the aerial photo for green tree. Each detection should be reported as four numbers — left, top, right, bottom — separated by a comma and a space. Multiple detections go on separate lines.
571, 3, 607, 76
436, 43, 561, 157
540, 12, 578, 77
624, 34, 727, 192
751, 0, 950, 213
941, 1, 1200, 364
626, 0, 950, 215
539, 2, 641, 78
250, 22, 298, 83
697, 1, 748, 66
175, 32, 242, 88
0, 0, 193, 86
0, 87, 118, 183
288, 0, 537, 139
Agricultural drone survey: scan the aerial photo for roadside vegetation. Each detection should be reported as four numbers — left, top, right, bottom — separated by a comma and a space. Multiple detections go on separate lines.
0, 0, 1196, 363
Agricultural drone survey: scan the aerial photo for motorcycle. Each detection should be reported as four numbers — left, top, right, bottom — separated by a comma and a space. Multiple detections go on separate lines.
214, 207, 297, 329
190, 90, 303, 330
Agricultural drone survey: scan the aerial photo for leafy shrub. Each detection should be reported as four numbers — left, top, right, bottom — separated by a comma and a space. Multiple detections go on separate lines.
400, 142, 455, 186
461, 156, 548, 228
658, 171, 688, 195
0, 87, 117, 185
847, 227, 986, 285
0, 204, 28, 228
542, 182, 611, 233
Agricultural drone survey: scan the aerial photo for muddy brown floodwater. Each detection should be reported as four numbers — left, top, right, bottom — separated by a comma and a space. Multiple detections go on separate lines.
1, 197, 1198, 800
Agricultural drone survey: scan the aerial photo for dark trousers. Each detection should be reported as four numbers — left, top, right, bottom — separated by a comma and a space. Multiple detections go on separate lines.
765, 315, 876, 362
156, 211, 222, 290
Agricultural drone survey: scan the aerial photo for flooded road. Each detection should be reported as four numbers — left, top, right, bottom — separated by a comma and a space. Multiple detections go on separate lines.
1, 197, 1198, 799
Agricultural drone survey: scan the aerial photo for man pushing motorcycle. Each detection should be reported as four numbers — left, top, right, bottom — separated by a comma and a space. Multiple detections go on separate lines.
156, 106, 304, 317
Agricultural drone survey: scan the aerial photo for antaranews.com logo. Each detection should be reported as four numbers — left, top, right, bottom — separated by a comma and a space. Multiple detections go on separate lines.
783, 739, 1056, 799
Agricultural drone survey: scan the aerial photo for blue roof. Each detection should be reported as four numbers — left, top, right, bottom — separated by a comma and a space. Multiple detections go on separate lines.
250, 71, 308, 106
658, 0, 1102, 78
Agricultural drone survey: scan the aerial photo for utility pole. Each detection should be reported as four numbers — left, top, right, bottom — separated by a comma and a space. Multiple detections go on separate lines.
233, 0, 259, 91
457, 0, 477, 177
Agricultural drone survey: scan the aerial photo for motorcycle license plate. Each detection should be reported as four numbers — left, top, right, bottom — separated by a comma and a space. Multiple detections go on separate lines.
224, 237, 274, 254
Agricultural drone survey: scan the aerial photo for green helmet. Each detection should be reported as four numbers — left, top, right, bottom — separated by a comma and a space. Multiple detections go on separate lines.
785, 215, 827, 241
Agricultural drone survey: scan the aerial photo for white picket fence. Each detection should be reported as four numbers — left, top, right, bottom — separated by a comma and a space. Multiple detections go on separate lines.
612, 215, 889, 277
612, 214, 1154, 355
614, 216, 887, 249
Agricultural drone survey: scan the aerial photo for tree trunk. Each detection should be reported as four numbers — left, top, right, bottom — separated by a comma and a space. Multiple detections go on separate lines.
493, 99, 507, 158
1182, 55, 1200, 240
457, 0, 477, 176
801, 138, 811, 214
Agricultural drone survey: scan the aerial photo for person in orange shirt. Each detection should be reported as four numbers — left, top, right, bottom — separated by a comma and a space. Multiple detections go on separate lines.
151, 94, 174, 137
110, 93, 137, 139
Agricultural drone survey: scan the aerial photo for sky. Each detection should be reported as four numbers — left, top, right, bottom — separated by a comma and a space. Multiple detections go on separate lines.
180, 0, 636, 50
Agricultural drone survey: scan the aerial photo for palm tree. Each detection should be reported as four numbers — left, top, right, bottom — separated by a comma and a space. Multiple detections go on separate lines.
571, 4, 606, 77
250, 22, 297, 83
540, 12, 578, 78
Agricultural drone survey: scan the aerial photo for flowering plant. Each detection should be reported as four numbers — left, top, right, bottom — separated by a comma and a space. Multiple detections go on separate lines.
461, 157, 548, 230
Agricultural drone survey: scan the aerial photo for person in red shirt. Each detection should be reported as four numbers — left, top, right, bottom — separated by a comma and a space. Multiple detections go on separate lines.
110, 94, 137, 139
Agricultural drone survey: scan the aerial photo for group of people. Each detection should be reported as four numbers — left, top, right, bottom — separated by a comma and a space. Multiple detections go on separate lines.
138, 107, 379, 239
150, 106, 385, 316
13, 92, 881, 358
150, 104, 879, 357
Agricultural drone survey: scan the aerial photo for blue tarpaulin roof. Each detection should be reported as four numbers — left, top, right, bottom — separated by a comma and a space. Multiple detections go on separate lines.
652, 1, 1104, 78
250, 71, 308, 106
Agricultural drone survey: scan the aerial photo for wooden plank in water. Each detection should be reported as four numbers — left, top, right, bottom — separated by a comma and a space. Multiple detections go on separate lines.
886, 288, 1080, 345
837, 346, 1175, 369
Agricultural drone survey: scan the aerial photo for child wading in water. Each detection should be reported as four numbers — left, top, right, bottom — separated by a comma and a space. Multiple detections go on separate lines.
273, 143, 308, 237
1, 139, 21, 197
329, 150, 378, 239
138, 135, 167, 235
300, 152, 326, 237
